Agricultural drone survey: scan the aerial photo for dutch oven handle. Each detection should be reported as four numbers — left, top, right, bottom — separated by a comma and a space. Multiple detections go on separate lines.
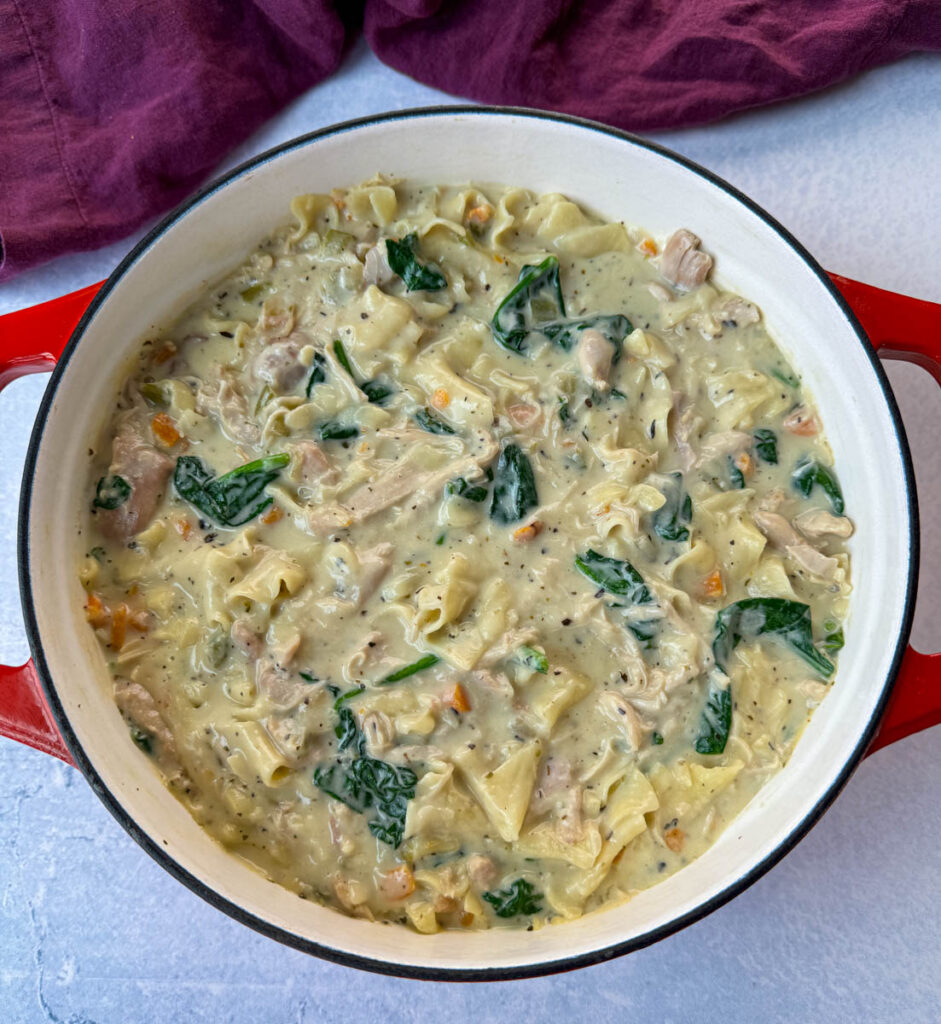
828, 273, 941, 754
0, 280, 103, 765
0, 276, 938, 763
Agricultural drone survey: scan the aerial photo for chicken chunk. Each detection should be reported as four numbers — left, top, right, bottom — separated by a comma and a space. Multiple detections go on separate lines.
794, 508, 855, 539
576, 328, 615, 392
660, 229, 713, 291
96, 424, 173, 542
252, 337, 306, 393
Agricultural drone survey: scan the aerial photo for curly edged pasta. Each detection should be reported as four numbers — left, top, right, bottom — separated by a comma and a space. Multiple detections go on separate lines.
79, 177, 853, 932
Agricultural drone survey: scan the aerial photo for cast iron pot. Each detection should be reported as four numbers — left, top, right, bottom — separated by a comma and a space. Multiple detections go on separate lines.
1, 108, 939, 980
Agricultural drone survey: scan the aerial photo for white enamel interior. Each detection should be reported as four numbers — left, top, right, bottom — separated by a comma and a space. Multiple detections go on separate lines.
24, 111, 912, 974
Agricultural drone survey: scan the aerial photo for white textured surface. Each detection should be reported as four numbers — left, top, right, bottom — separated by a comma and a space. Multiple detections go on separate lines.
0, 41, 939, 1022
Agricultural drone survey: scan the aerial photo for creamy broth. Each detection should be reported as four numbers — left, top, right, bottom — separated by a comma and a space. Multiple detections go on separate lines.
79, 180, 852, 931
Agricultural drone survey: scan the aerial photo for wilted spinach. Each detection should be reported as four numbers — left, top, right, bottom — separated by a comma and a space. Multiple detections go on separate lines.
386, 233, 446, 291
379, 653, 440, 686
490, 444, 539, 524
652, 473, 692, 542
313, 758, 417, 848
482, 878, 543, 918
574, 550, 652, 605
173, 453, 289, 527
753, 428, 778, 464
516, 645, 548, 674
792, 458, 845, 515
413, 408, 456, 435
695, 682, 733, 755
93, 474, 131, 510
305, 352, 327, 397
713, 597, 834, 678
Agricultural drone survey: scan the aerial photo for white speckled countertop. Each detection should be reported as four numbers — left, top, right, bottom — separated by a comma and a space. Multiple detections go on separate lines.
1, 41, 939, 1024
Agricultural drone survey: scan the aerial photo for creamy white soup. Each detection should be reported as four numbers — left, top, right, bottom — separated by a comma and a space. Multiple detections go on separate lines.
79, 179, 853, 932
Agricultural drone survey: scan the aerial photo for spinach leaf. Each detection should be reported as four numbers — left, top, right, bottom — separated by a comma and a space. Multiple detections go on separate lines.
713, 597, 835, 678
652, 473, 692, 542
491, 256, 565, 354
651, 731, 664, 746
173, 453, 289, 527
575, 550, 652, 605
792, 458, 845, 515
541, 313, 632, 353
729, 457, 746, 490
313, 758, 417, 848
695, 682, 732, 755
93, 474, 131, 510
386, 234, 446, 292
770, 368, 800, 388
490, 444, 539, 524
129, 725, 153, 755
414, 408, 455, 435
333, 339, 354, 377
558, 397, 571, 425
446, 476, 489, 502
319, 420, 359, 441
516, 645, 548, 674
490, 256, 632, 356
482, 879, 543, 918
305, 352, 327, 397
753, 428, 778, 464
361, 379, 394, 406
379, 653, 440, 686
628, 618, 659, 649
334, 686, 366, 755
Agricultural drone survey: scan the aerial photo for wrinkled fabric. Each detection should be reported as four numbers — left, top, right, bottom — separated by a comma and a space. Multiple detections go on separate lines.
1, 0, 938, 281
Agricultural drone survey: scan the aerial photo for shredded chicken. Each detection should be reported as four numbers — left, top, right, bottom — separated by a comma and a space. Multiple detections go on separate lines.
754, 493, 839, 579
363, 243, 395, 287
695, 430, 752, 467
113, 677, 183, 779
288, 439, 338, 485
660, 229, 713, 290
231, 618, 263, 660
361, 711, 394, 756
713, 295, 760, 327
576, 329, 615, 392
597, 691, 648, 748
252, 336, 307, 393
507, 402, 542, 430
96, 423, 173, 542
196, 372, 261, 444
794, 508, 854, 539
306, 434, 499, 536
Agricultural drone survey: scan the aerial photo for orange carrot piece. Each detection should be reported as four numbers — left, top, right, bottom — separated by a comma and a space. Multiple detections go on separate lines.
84, 593, 110, 629
431, 388, 450, 410
260, 505, 283, 525
151, 412, 181, 447
701, 569, 725, 599
664, 827, 685, 853
638, 237, 658, 257
733, 451, 754, 478
446, 683, 472, 713
153, 341, 177, 365
110, 603, 127, 651
512, 520, 543, 543
466, 203, 493, 226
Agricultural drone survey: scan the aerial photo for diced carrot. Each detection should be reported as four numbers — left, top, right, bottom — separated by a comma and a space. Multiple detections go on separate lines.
733, 451, 754, 478
84, 593, 110, 629
664, 827, 685, 853
512, 520, 543, 543
110, 603, 127, 651
466, 203, 493, 227
153, 341, 177, 365
378, 866, 415, 900
638, 237, 658, 257
701, 569, 724, 599
431, 388, 450, 410
460, 912, 475, 928
151, 412, 181, 447
783, 406, 818, 436
173, 516, 192, 539
445, 683, 471, 713
260, 505, 283, 525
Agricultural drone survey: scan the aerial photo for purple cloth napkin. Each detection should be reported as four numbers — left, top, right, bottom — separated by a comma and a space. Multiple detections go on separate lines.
1, 0, 938, 282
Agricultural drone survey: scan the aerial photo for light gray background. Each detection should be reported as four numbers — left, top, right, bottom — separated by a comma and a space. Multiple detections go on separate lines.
1, 41, 938, 1024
